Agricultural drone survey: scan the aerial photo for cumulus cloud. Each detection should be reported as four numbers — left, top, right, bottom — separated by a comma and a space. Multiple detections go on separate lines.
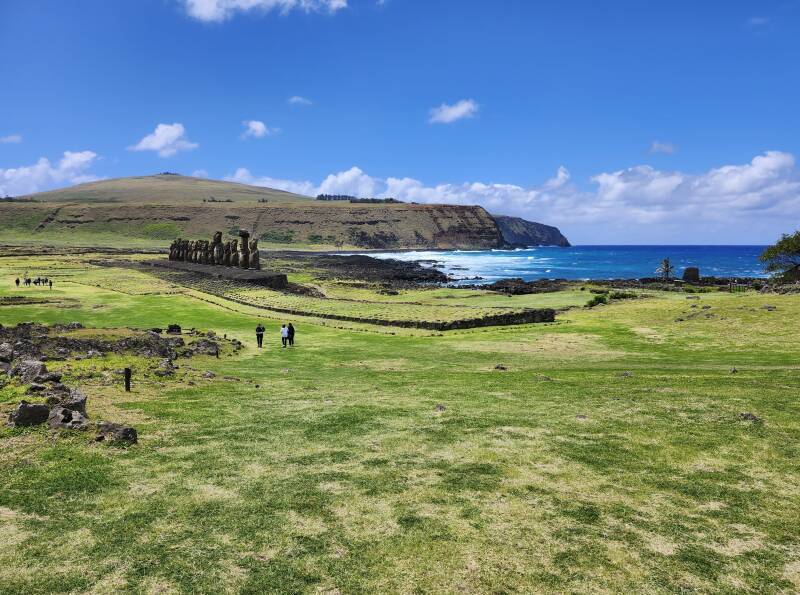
0, 134, 22, 144
226, 167, 318, 195
192, 169, 210, 178
0, 151, 100, 196
428, 99, 479, 124
649, 141, 677, 155
288, 95, 312, 106
184, 0, 346, 22
241, 120, 278, 139
128, 123, 199, 157
224, 151, 800, 243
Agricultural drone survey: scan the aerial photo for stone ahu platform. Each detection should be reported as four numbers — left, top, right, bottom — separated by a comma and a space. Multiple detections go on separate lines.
144, 260, 288, 289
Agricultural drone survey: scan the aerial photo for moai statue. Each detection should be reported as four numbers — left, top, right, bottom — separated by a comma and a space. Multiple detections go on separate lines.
181, 239, 189, 261
200, 240, 208, 264
212, 231, 224, 265
249, 238, 260, 270
192, 241, 200, 263
169, 239, 178, 260
230, 239, 239, 267
223, 241, 232, 266
238, 229, 250, 269
186, 241, 194, 262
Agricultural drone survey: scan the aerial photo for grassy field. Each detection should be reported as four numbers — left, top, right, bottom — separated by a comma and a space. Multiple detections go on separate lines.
1, 255, 799, 593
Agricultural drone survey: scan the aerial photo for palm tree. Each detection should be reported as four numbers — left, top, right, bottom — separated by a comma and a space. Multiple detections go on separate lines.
656, 257, 675, 281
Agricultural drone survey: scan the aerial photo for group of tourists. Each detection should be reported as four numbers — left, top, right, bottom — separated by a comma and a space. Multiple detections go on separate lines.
255, 322, 295, 349
15, 276, 53, 289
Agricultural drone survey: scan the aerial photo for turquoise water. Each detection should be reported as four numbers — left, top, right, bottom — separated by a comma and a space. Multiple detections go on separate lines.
367, 246, 769, 282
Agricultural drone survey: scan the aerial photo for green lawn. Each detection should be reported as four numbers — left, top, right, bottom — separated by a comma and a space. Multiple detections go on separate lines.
1, 256, 799, 593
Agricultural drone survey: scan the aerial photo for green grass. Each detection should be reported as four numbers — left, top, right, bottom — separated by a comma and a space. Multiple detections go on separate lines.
1, 255, 800, 593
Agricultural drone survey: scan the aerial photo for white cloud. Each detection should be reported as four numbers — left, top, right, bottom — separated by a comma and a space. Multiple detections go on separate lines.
192, 169, 209, 178
226, 167, 318, 195
748, 16, 769, 27
0, 134, 22, 144
288, 95, 312, 106
428, 99, 479, 124
224, 151, 800, 243
649, 141, 677, 155
184, 0, 346, 22
241, 120, 278, 139
0, 150, 100, 196
128, 123, 198, 157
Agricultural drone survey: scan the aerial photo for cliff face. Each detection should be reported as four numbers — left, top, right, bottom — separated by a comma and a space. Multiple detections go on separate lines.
0, 202, 506, 250
493, 215, 570, 247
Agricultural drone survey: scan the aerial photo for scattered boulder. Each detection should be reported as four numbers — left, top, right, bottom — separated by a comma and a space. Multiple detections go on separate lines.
47, 388, 88, 416
621, 371, 633, 378
0, 342, 13, 362
202, 371, 216, 379
27, 383, 48, 393
9, 359, 48, 383
166, 324, 182, 334
187, 338, 220, 356
95, 421, 137, 445
150, 328, 163, 334
64, 322, 84, 330
435, 404, 447, 412
154, 358, 176, 377
739, 412, 762, 423
48, 406, 89, 430
37, 371, 62, 383
576, 414, 588, 421
494, 364, 507, 371
7, 400, 50, 427
762, 305, 777, 312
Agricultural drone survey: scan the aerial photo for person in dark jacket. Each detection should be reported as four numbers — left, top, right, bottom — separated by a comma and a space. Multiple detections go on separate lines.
287, 323, 295, 347
255, 322, 265, 348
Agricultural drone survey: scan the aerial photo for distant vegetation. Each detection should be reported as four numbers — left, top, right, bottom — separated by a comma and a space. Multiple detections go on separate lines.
316, 194, 354, 201
760, 230, 800, 280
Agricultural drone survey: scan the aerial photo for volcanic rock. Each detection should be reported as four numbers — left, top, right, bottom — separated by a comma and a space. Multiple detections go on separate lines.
48, 406, 89, 430
7, 401, 50, 427
10, 359, 48, 383
95, 421, 137, 444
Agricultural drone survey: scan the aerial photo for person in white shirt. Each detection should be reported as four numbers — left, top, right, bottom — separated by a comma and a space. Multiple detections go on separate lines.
280, 324, 289, 348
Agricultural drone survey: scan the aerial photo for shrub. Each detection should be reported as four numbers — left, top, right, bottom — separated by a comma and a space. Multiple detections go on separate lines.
609, 291, 638, 300
586, 294, 608, 307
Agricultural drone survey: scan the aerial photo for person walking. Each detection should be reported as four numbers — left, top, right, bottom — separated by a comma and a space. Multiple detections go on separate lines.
49, 279, 53, 290
280, 324, 288, 348
15, 277, 19, 287
255, 322, 265, 348
287, 323, 295, 347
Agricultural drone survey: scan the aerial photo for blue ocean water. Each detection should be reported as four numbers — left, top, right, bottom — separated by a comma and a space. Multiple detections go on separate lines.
367, 246, 769, 283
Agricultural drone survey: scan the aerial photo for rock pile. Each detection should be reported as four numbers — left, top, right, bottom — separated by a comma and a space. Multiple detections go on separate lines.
2, 324, 137, 444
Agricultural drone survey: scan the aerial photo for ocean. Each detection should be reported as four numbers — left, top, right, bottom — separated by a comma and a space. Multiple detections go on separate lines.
365, 245, 769, 283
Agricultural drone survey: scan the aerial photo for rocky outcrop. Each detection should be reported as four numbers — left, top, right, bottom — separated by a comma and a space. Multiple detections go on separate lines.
95, 422, 138, 444
493, 215, 570, 247
7, 401, 50, 427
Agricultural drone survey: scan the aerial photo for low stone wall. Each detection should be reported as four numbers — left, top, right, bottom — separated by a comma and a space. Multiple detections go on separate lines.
143, 260, 288, 290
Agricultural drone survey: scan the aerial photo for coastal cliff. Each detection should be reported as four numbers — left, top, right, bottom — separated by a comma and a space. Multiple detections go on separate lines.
493, 215, 570, 247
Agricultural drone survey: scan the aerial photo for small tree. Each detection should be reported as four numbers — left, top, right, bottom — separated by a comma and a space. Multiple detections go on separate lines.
760, 231, 800, 280
656, 257, 675, 281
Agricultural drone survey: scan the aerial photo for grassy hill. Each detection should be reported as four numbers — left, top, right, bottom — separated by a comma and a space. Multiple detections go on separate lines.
18, 174, 311, 205
2, 175, 505, 250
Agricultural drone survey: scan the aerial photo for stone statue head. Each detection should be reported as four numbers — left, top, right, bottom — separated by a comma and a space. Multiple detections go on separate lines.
249, 238, 258, 252
213, 231, 222, 245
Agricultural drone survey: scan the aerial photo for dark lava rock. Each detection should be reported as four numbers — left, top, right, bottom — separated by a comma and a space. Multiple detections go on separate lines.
7, 400, 50, 427
154, 358, 176, 377
48, 406, 89, 430
188, 338, 219, 356
202, 371, 216, 379
150, 328, 163, 334
95, 421, 137, 444
0, 342, 13, 362
435, 404, 447, 412
9, 359, 48, 383
48, 388, 88, 416
494, 364, 508, 371
762, 305, 777, 311
739, 412, 762, 423
621, 371, 633, 378
37, 371, 63, 383
27, 383, 48, 393
167, 324, 182, 334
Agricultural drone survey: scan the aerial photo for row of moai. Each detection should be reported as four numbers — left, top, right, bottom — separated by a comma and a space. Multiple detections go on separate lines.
168, 229, 260, 270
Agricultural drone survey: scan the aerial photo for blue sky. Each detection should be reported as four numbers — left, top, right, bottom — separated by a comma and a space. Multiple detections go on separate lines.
1, 0, 799, 243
